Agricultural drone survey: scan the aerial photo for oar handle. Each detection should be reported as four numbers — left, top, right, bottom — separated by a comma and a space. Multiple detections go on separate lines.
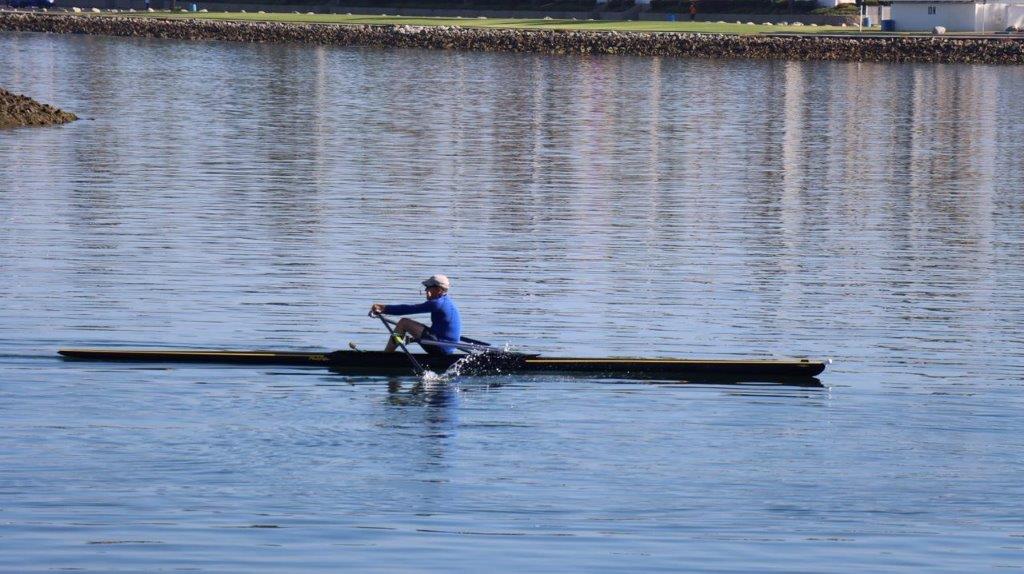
369, 311, 399, 326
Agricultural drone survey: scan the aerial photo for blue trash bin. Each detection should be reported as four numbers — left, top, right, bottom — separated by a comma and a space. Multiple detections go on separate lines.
862, 15, 872, 27
880, 19, 895, 31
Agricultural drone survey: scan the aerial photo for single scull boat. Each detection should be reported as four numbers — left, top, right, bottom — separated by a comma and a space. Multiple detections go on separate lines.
57, 347, 828, 380
58, 314, 828, 382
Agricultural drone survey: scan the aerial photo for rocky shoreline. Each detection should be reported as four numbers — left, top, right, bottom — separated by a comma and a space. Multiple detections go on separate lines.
1, 12, 1023, 64
0, 87, 77, 129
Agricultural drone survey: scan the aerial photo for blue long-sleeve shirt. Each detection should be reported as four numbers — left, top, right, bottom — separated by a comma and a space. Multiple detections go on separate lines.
383, 295, 462, 354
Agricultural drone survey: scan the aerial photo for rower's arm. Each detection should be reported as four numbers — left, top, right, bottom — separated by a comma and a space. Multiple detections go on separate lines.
382, 300, 438, 315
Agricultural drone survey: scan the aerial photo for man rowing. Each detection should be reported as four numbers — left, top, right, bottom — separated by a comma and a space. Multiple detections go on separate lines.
370, 274, 462, 355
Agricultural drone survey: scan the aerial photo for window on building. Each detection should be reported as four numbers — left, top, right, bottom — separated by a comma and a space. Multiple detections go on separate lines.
927, 6, 936, 14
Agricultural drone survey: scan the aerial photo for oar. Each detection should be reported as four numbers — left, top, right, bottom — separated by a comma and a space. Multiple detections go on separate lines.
371, 312, 425, 376
376, 316, 493, 350
416, 338, 499, 354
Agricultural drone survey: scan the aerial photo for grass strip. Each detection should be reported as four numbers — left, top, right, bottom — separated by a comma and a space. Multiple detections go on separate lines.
81, 10, 858, 35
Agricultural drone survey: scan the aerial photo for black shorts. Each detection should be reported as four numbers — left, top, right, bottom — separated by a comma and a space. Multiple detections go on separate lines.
418, 330, 447, 355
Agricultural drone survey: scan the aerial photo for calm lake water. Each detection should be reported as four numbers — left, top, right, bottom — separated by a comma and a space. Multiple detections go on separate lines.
1, 31, 1023, 572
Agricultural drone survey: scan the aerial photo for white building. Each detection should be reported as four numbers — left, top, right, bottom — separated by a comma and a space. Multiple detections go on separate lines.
891, 0, 1024, 32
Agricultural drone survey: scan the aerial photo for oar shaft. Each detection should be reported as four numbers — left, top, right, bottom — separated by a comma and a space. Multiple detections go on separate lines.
416, 338, 494, 353
373, 313, 425, 375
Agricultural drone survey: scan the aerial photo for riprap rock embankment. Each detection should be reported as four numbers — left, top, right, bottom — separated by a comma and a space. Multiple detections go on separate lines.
2, 12, 1022, 64
0, 86, 77, 129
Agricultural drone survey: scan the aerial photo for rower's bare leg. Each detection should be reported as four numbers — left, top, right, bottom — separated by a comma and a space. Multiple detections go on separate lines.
385, 318, 427, 352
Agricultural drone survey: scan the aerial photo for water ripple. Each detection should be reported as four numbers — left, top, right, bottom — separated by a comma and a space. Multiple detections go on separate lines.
1, 31, 1023, 573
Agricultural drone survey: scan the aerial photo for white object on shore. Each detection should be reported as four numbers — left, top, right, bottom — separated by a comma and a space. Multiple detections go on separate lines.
90, 7, 100, 12
932, 26, 946, 34
72, 6, 81, 11
147, 7, 154, 11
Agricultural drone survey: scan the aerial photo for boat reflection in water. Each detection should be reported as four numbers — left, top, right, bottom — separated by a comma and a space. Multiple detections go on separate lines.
384, 376, 462, 407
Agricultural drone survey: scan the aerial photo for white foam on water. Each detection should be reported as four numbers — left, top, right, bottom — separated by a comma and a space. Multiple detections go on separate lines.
434, 345, 522, 381
444, 353, 488, 380
420, 370, 445, 384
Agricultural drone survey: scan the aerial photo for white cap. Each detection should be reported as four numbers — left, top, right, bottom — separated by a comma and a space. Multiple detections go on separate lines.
422, 274, 450, 290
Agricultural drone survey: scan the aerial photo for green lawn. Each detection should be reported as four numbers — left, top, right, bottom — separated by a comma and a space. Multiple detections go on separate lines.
92, 11, 860, 35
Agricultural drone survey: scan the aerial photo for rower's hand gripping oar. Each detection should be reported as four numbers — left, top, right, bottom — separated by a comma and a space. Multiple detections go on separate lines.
370, 312, 426, 376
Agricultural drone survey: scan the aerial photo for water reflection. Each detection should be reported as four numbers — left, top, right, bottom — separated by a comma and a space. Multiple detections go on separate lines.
377, 378, 461, 489
385, 377, 461, 409
1, 32, 1022, 368
3, 32, 1024, 574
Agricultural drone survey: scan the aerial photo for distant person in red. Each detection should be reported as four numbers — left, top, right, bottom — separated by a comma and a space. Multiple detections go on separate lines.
689, 1, 697, 20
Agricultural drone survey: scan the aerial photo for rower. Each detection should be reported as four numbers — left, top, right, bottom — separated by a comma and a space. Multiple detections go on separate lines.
369, 274, 462, 355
